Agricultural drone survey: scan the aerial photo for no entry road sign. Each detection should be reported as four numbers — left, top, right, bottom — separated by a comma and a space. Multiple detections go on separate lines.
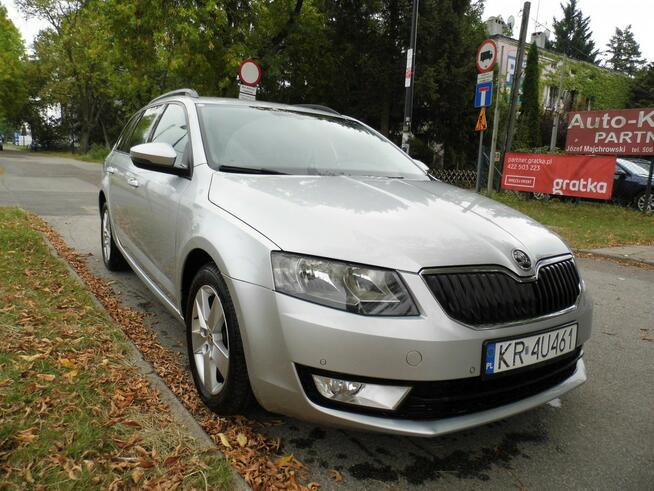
238, 59, 262, 87
474, 81, 493, 108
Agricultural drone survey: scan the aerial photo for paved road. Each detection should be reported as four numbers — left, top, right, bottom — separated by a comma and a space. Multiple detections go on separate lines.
1, 149, 652, 490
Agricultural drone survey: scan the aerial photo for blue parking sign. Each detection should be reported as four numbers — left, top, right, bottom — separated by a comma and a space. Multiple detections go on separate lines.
474, 81, 493, 108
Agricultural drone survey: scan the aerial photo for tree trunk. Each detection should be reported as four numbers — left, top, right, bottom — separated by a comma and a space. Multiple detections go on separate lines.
101, 119, 110, 148
79, 128, 90, 154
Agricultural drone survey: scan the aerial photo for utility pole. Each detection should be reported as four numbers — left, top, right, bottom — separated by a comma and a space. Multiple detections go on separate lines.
549, 55, 566, 150
487, 45, 505, 194
401, 0, 420, 154
501, 1, 530, 165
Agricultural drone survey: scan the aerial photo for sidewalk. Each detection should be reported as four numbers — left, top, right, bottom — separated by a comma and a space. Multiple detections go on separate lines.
584, 245, 654, 266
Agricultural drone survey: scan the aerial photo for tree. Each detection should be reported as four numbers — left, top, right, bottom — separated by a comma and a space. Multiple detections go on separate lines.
628, 63, 654, 108
411, 0, 486, 167
514, 43, 541, 149
551, 0, 598, 63
0, 4, 28, 125
605, 25, 645, 76
17, 0, 122, 152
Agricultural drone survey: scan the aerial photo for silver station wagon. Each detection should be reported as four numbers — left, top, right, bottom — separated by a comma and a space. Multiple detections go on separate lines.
99, 88, 592, 436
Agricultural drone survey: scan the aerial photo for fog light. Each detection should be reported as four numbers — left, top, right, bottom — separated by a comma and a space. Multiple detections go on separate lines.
312, 374, 411, 410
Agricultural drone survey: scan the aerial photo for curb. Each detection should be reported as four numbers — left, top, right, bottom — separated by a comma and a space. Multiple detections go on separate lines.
41, 235, 251, 491
577, 250, 654, 270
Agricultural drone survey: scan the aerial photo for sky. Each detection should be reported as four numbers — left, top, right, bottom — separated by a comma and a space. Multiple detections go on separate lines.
483, 0, 653, 62
4, 0, 653, 62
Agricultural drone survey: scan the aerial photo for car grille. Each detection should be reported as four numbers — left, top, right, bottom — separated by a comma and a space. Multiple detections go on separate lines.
422, 258, 581, 326
296, 348, 582, 420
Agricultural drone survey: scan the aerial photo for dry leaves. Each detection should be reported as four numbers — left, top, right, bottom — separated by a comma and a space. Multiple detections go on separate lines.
27, 214, 319, 489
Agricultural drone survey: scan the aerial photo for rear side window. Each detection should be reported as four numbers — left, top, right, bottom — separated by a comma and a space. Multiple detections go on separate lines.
150, 104, 189, 166
125, 105, 164, 150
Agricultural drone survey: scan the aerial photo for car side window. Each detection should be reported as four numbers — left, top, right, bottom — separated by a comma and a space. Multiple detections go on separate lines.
116, 111, 142, 153
125, 105, 164, 151
150, 104, 189, 167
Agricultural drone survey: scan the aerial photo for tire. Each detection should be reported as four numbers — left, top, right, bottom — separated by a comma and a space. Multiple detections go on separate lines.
186, 263, 253, 414
101, 203, 129, 271
634, 191, 654, 213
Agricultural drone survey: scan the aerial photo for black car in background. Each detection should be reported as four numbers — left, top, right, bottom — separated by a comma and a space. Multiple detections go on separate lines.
613, 158, 653, 212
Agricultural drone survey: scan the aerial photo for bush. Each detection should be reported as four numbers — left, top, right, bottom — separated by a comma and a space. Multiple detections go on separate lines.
85, 143, 110, 161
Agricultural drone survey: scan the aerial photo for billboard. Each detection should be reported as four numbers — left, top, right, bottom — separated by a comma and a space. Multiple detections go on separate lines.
565, 108, 654, 156
501, 153, 616, 199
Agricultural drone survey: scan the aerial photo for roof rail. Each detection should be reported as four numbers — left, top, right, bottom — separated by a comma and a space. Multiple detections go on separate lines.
150, 88, 199, 104
293, 104, 340, 115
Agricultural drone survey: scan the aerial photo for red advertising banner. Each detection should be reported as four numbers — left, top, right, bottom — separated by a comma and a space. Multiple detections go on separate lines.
565, 108, 654, 156
502, 153, 616, 199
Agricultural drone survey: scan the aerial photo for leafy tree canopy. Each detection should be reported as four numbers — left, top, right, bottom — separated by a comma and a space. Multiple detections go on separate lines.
551, 0, 598, 63
514, 43, 541, 149
628, 63, 654, 108
605, 25, 645, 76
0, 3, 28, 125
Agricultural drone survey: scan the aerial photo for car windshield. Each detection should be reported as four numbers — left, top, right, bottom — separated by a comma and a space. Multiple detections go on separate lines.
618, 159, 650, 176
196, 104, 427, 179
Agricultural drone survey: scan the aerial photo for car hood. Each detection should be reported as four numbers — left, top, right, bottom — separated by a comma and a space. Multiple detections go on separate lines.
208, 173, 570, 274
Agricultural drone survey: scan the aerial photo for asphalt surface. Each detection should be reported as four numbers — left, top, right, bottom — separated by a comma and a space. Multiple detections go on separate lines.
1, 149, 652, 490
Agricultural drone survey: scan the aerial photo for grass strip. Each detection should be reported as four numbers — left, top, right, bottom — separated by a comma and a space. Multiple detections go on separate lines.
0, 208, 232, 489
19, 209, 320, 490
491, 192, 654, 249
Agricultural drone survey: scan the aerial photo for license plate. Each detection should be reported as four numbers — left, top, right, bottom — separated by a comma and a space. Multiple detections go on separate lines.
484, 324, 578, 376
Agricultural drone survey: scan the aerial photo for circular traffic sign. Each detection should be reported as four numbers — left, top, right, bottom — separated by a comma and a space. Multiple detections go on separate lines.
476, 39, 497, 73
238, 59, 262, 87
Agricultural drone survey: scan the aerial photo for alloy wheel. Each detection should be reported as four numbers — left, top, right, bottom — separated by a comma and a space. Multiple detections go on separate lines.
102, 210, 112, 260
637, 193, 654, 213
191, 285, 229, 395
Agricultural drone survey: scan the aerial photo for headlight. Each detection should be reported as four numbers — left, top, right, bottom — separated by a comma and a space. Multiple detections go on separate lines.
271, 252, 418, 316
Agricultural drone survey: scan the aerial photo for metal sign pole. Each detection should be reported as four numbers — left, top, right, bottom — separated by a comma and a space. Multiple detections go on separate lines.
401, 0, 420, 154
475, 130, 485, 192
487, 46, 505, 194
501, 1, 530, 165
645, 157, 654, 214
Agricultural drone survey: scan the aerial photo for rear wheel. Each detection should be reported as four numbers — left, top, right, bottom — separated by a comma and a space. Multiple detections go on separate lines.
634, 191, 654, 213
186, 263, 253, 414
101, 204, 128, 271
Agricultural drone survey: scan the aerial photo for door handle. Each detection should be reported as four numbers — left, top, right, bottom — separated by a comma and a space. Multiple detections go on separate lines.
106, 166, 116, 174
127, 177, 139, 188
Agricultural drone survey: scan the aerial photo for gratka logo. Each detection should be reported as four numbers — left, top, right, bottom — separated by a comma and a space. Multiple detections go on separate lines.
552, 177, 608, 195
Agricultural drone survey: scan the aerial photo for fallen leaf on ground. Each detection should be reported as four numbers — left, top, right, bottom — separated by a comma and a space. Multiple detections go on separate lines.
329, 469, 343, 482
64, 369, 79, 379
15, 427, 38, 443
236, 433, 248, 447
275, 454, 295, 467
37, 373, 56, 382
218, 433, 231, 448
19, 354, 44, 362
58, 358, 76, 368
131, 469, 144, 483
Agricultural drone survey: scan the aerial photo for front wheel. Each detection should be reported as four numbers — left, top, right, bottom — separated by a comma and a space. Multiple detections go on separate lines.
186, 264, 253, 414
101, 204, 128, 271
634, 191, 654, 213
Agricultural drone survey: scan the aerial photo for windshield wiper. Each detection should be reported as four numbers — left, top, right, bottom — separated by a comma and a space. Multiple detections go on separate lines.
218, 165, 287, 175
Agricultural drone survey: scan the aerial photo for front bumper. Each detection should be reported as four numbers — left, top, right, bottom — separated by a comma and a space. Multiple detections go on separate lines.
226, 270, 592, 436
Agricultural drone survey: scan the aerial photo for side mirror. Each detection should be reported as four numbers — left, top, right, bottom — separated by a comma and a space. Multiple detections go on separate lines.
130, 142, 180, 173
614, 168, 627, 178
